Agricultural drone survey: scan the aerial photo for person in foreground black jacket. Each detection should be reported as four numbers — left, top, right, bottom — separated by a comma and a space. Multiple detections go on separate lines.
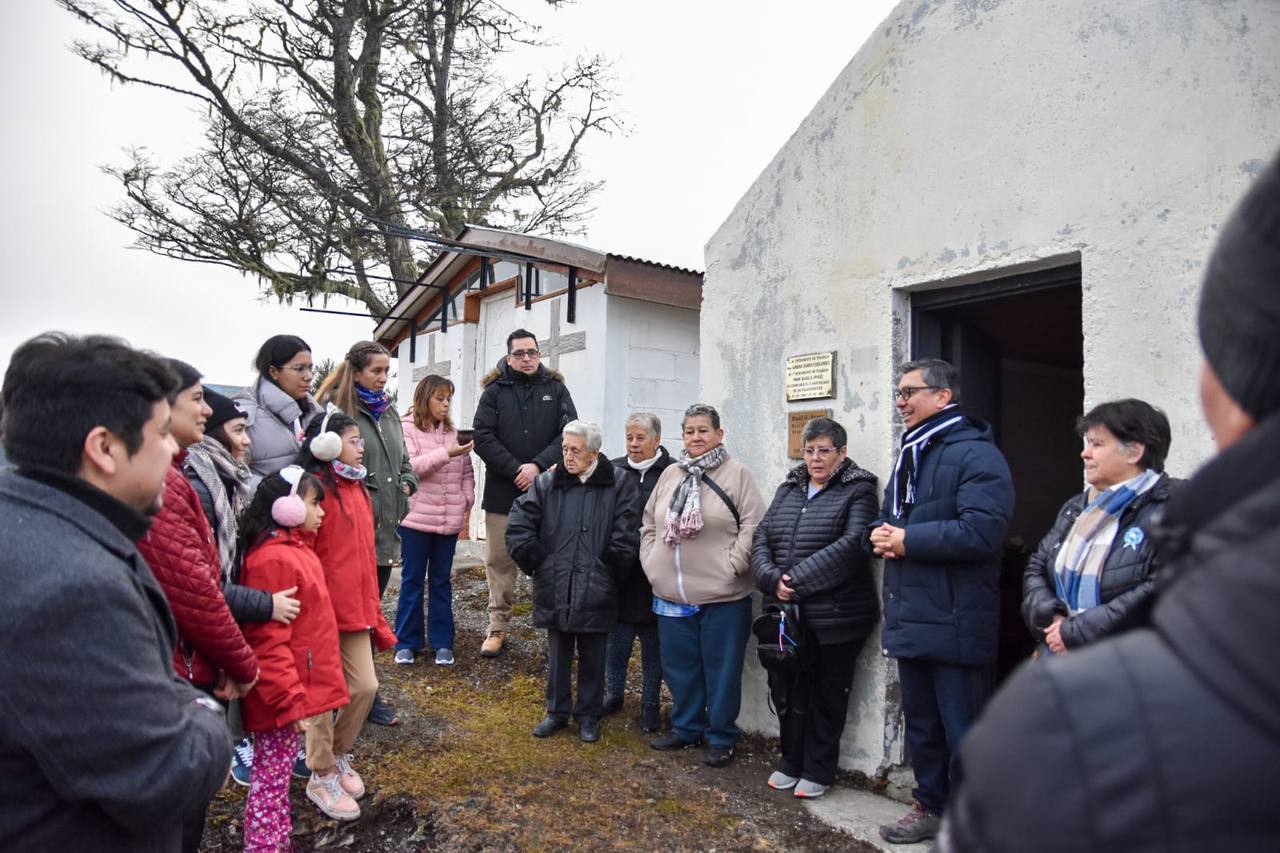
941, 149, 1280, 853
752, 417, 879, 800
0, 334, 231, 853
1021, 399, 1177, 654
505, 420, 639, 743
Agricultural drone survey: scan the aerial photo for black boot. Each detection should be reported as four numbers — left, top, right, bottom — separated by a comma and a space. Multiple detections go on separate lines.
639, 703, 661, 733
602, 694, 624, 716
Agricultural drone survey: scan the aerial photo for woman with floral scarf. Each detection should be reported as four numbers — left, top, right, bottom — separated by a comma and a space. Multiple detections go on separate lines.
316, 340, 417, 727
640, 403, 765, 769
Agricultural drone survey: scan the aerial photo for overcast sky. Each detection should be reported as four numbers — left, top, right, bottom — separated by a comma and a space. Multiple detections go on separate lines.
0, 1, 899, 385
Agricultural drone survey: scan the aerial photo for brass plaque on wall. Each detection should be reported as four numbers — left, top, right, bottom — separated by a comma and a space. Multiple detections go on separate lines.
785, 351, 837, 401
788, 409, 833, 459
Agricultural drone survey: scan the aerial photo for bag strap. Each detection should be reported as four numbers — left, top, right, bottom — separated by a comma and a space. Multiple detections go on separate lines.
701, 473, 740, 529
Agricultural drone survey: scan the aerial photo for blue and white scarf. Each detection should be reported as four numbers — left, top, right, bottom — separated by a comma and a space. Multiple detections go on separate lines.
889, 406, 964, 518
1053, 468, 1160, 613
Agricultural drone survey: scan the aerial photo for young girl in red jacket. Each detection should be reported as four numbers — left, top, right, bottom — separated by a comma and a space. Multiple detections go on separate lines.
237, 466, 347, 853
297, 408, 397, 821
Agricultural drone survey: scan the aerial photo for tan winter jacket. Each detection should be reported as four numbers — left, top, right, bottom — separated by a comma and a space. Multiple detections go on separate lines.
640, 454, 765, 606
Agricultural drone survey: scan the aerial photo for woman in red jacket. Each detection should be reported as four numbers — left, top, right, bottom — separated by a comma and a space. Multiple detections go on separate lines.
297, 408, 397, 821
238, 467, 347, 853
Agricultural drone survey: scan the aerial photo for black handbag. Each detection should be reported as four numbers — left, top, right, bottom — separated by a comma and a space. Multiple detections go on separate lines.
752, 601, 813, 673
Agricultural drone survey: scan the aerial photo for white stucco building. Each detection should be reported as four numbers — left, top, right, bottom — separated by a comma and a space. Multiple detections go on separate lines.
702, 0, 1280, 782
373, 226, 702, 550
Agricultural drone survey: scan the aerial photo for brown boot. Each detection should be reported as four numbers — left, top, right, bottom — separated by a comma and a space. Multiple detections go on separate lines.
480, 630, 506, 658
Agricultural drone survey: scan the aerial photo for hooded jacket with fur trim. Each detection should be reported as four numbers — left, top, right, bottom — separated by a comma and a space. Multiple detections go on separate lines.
472, 359, 577, 514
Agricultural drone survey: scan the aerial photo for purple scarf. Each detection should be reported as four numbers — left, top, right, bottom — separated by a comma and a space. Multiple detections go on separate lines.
355, 383, 390, 421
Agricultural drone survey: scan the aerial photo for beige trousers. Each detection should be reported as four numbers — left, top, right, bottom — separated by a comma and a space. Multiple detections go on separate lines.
484, 511, 520, 634
305, 630, 379, 775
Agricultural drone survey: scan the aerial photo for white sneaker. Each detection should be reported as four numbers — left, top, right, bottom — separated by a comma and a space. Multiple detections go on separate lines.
794, 778, 829, 799
768, 771, 799, 790
306, 772, 360, 820
335, 753, 366, 799
435, 647, 455, 666
394, 648, 415, 665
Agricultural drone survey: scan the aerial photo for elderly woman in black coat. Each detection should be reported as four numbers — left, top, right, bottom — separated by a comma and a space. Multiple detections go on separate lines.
1022, 399, 1175, 655
506, 420, 640, 743
604, 412, 675, 732
751, 417, 880, 800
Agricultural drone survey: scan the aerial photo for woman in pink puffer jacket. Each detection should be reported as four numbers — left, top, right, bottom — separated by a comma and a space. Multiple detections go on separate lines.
393, 375, 475, 666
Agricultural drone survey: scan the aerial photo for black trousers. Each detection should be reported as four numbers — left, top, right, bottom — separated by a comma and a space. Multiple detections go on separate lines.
546, 629, 608, 722
767, 637, 867, 785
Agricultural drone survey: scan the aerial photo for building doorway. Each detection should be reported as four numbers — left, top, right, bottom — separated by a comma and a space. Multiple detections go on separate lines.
911, 262, 1084, 683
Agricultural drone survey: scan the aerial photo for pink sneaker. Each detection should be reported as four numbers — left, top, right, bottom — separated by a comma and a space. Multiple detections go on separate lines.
335, 753, 365, 799
306, 772, 360, 821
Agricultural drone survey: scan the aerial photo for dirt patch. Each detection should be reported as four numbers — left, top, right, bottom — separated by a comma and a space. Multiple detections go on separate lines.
201, 562, 871, 851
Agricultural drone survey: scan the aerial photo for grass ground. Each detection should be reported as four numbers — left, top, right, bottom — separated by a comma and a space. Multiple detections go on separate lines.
200, 562, 869, 852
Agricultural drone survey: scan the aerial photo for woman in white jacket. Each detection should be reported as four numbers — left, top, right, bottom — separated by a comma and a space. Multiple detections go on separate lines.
394, 374, 475, 665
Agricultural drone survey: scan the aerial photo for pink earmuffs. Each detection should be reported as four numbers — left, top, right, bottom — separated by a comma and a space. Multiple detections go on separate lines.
271, 465, 308, 527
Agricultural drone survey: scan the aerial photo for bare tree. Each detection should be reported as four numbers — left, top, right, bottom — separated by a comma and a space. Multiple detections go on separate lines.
61, 0, 618, 316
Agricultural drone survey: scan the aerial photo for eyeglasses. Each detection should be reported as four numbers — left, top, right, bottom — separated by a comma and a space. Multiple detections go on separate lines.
509, 349, 540, 360
893, 385, 941, 401
802, 447, 840, 458
282, 363, 314, 376
346, 436, 365, 448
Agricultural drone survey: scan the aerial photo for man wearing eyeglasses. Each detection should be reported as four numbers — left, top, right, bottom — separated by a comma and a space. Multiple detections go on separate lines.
472, 328, 578, 658
869, 359, 1013, 845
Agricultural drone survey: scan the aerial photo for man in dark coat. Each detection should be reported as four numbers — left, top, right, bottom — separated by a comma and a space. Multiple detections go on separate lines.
869, 359, 1014, 844
473, 328, 578, 658
939, 151, 1280, 853
505, 420, 639, 743
0, 334, 232, 853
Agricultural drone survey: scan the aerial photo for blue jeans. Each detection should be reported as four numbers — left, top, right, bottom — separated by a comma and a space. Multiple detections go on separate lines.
657, 596, 752, 748
605, 621, 663, 706
395, 528, 458, 651
896, 657, 989, 814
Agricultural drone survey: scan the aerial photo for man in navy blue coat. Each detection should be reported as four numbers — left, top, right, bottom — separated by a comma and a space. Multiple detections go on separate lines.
868, 358, 1014, 845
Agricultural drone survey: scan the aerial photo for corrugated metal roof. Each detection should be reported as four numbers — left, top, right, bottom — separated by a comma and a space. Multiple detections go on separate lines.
372, 225, 702, 345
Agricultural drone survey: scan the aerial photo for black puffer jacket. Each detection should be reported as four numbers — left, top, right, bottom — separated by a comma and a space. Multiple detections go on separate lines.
941, 414, 1280, 853
187, 473, 273, 624
611, 446, 676, 624
1021, 473, 1175, 649
752, 459, 880, 644
505, 460, 640, 633
473, 360, 578, 514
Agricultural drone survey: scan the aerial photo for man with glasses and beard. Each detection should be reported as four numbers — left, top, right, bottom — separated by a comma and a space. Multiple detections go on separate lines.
472, 329, 578, 658
0, 334, 232, 852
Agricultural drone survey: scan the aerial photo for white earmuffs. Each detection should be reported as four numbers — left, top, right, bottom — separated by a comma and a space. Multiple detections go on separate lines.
271, 465, 309, 527
309, 403, 344, 462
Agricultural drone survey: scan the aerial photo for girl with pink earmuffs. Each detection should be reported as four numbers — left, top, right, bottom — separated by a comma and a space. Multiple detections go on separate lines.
236, 466, 348, 853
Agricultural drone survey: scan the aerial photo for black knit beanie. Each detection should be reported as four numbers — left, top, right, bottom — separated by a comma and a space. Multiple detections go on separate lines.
1199, 150, 1280, 419
204, 390, 246, 435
